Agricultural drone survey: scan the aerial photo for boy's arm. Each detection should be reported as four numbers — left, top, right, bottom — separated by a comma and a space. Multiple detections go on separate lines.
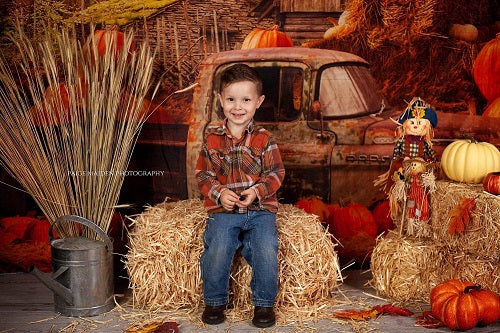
251, 137, 285, 201
195, 144, 226, 204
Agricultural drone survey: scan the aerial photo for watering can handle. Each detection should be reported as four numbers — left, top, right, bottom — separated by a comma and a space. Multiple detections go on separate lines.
49, 215, 113, 251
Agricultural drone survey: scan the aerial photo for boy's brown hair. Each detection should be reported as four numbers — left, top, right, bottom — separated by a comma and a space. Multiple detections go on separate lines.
219, 64, 263, 96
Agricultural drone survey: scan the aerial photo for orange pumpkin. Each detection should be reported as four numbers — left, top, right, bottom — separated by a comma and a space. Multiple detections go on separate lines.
482, 97, 500, 117
241, 25, 293, 49
326, 202, 378, 264
371, 199, 395, 235
86, 26, 136, 60
483, 171, 500, 195
473, 34, 500, 102
24, 218, 53, 243
295, 197, 330, 222
430, 279, 500, 331
0, 217, 36, 240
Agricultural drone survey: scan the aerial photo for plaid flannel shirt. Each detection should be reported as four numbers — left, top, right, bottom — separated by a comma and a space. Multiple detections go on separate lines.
195, 119, 285, 214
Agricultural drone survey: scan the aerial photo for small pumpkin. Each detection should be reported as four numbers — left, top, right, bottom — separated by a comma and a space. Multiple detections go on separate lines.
295, 196, 330, 222
24, 218, 53, 243
371, 199, 395, 235
86, 26, 136, 60
430, 279, 500, 331
483, 171, 500, 195
473, 33, 500, 102
241, 25, 293, 49
441, 138, 500, 183
449, 24, 478, 42
482, 97, 500, 118
326, 202, 378, 264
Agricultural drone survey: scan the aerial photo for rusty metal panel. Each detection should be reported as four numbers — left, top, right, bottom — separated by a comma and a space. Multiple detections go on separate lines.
280, 0, 342, 12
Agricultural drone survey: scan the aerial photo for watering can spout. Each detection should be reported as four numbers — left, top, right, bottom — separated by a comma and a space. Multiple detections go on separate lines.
29, 266, 73, 305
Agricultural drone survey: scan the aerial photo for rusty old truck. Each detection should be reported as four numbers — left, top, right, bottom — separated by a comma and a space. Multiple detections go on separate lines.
121, 47, 500, 208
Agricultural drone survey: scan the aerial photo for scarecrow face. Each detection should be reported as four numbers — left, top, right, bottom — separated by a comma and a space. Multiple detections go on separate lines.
404, 118, 429, 136
409, 160, 426, 175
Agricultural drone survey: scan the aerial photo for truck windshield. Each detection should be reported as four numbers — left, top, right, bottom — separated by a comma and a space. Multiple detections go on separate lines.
318, 65, 383, 118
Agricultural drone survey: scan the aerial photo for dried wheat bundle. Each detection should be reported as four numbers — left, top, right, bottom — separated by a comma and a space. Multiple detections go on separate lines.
370, 231, 453, 303
125, 199, 342, 322
0, 25, 155, 237
428, 181, 500, 258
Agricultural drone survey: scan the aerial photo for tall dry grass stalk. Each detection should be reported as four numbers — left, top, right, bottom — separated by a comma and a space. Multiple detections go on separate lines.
0, 25, 156, 238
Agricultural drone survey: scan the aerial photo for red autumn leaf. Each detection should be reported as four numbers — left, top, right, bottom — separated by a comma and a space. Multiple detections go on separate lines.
448, 198, 475, 234
126, 321, 179, 333
372, 303, 413, 316
333, 308, 379, 320
416, 311, 444, 329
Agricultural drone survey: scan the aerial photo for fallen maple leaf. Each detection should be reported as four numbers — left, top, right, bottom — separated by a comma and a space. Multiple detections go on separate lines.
448, 197, 475, 234
126, 321, 179, 333
333, 308, 379, 320
372, 303, 413, 316
416, 311, 444, 329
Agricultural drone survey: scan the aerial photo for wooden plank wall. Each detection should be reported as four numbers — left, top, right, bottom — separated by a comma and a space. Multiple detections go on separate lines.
280, 0, 344, 12
282, 12, 341, 46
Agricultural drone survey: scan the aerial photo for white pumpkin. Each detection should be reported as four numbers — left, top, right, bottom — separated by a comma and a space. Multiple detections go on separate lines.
441, 139, 500, 183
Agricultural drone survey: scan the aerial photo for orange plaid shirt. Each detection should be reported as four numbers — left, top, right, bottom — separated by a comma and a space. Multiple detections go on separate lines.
195, 120, 285, 214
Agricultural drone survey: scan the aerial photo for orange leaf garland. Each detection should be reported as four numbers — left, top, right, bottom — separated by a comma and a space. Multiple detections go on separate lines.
448, 198, 475, 234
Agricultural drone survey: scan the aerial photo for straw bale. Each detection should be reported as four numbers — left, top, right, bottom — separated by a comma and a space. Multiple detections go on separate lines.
125, 199, 341, 320
370, 231, 452, 303
429, 181, 500, 258
370, 231, 499, 303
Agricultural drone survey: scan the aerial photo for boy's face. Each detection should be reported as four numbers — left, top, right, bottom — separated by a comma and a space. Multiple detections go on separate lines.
218, 80, 264, 130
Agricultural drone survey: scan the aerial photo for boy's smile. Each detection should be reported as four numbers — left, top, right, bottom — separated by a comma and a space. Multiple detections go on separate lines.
218, 80, 264, 137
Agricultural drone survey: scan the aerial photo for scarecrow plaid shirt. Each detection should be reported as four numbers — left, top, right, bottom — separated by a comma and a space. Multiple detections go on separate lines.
392, 135, 437, 162
195, 119, 285, 214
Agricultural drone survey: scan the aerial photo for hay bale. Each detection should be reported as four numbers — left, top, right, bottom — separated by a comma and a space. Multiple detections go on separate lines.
429, 181, 500, 259
371, 231, 500, 303
370, 231, 452, 303
125, 199, 341, 320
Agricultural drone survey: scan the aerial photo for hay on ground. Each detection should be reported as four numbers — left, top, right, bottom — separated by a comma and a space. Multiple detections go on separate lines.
125, 199, 341, 322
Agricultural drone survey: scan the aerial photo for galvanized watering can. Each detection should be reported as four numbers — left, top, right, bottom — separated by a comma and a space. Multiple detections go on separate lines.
30, 215, 114, 317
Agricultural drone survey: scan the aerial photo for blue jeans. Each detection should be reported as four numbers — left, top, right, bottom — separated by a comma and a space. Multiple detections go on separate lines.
200, 210, 278, 307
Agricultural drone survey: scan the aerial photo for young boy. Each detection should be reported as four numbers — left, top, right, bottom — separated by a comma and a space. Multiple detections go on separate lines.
195, 64, 285, 328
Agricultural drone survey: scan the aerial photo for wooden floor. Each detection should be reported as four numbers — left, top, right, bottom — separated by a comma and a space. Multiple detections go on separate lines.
0, 270, 499, 333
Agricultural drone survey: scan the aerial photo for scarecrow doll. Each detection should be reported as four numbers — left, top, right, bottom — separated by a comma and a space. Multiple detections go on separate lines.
400, 157, 436, 236
375, 97, 438, 217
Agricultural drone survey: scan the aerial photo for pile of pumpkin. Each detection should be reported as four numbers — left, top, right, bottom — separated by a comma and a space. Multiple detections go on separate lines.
294, 196, 394, 266
0, 214, 53, 272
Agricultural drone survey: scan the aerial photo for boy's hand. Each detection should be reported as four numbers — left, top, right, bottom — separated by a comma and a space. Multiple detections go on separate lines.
235, 188, 257, 208
219, 189, 240, 211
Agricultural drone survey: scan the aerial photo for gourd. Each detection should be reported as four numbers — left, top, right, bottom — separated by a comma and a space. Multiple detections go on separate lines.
473, 34, 500, 102
483, 172, 500, 195
441, 139, 500, 183
241, 25, 293, 49
430, 279, 500, 331
449, 24, 478, 42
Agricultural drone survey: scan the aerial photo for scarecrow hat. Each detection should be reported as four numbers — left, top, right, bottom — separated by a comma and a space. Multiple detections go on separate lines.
397, 97, 438, 128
